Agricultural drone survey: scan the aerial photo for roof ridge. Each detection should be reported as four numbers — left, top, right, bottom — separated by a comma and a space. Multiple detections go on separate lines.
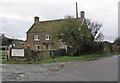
39, 18, 81, 23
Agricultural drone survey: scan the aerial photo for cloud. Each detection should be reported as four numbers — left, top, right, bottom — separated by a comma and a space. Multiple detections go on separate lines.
0, 0, 119, 41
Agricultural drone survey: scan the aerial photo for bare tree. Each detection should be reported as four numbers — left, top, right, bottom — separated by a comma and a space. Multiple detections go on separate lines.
64, 15, 74, 19
86, 19, 102, 38
95, 32, 104, 42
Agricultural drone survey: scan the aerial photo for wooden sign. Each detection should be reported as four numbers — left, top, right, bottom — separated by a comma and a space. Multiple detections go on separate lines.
11, 49, 24, 57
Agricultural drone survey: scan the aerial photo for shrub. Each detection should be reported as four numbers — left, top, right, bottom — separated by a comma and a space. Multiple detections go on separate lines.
30, 51, 40, 61
25, 49, 41, 61
79, 42, 104, 55
53, 49, 67, 57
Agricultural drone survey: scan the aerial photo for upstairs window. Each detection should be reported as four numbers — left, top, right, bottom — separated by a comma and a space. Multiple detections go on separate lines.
46, 35, 51, 40
34, 35, 40, 41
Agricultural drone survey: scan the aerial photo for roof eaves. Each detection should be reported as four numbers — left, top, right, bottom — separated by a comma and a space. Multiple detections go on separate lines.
26, 23, 35, 33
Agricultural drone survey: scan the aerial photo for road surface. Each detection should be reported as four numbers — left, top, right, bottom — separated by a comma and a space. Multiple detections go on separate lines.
1, 55, 119, 81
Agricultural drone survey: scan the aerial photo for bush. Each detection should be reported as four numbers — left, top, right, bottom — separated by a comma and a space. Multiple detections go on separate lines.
79, 42, 104, 55
53, 49, 67, 57
25, 49, 41, 61
30, 51, 40, 61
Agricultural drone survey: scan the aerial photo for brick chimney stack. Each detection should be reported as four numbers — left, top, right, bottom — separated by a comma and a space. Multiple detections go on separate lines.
81, 11, 85, 18
34, 16, 39, 24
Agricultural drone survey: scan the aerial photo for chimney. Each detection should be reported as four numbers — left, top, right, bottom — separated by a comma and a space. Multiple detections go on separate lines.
81, 11, 85, 18
34, 16, 39, 24
76, 2, 78, 18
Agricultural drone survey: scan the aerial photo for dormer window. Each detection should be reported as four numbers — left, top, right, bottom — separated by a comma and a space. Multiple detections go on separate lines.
34, 35, 40, 41
46, 35, 51, 40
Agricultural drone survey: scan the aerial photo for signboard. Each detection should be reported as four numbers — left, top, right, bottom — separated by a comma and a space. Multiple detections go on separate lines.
11, 49, 24, 57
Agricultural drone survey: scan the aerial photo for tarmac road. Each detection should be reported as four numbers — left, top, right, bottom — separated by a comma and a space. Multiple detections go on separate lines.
1, 55, 119, 81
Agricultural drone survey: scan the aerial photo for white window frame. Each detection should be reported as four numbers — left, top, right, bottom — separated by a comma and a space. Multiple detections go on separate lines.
35, 45, 40, 50
34, 35, 40, 41
46, 35, 51, 40
60, 45, 67, 50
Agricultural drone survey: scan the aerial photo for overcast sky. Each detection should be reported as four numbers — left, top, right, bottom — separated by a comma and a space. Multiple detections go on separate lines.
0, 0, 119, 42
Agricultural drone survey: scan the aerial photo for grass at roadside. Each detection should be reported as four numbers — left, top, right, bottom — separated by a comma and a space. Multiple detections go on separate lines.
0, 51, 3, 56
2, 52, 119, 64
0, 51, 7, 64
2, 56, 82, 64
0, 51, 6, 56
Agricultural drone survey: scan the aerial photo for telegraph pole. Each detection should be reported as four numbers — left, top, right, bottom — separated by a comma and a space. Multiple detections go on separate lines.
76, 2, 78, 18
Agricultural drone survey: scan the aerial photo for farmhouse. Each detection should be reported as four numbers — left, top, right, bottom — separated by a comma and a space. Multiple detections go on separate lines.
26, 11, 89, 51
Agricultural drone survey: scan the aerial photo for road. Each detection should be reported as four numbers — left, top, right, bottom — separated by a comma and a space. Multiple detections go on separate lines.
1, 55, 119, 81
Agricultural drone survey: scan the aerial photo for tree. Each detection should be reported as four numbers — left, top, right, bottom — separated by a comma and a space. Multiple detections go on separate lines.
95, 32, 104, 42
59, 18, 93, 55
64, 15, 74, 19
114, 37, 120, 52
86, 19, 102, 39
58, 18, 103, 55
114, 37, 120, 46
59, 18, 81, 55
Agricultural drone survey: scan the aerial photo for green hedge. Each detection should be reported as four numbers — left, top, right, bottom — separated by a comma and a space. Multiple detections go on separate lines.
24, 49, 41, 61
53, 49, 67, 57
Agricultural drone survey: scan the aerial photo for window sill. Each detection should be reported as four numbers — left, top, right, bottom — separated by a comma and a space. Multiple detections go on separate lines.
34, 40, 40, 41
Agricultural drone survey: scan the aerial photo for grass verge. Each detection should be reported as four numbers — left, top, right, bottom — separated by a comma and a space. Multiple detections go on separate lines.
0, 51, 6, 56
2, 52, 119, 64
2, 56, 82, 64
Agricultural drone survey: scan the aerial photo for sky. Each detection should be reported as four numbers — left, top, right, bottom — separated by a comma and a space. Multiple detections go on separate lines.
0, 0, 119, 42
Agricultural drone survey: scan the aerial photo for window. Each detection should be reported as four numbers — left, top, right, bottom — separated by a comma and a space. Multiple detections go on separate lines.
34, 35, 40, 41
45, 44, 50, 49
35, 45, 40, 50
60, 45, 67, 50
46, 35, 51, 40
